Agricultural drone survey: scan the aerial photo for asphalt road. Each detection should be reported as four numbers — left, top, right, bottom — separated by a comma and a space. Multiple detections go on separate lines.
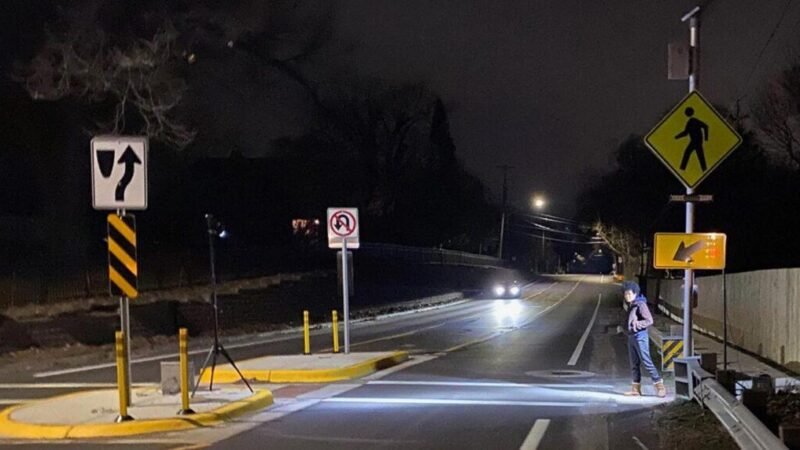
0, 275, 669, 449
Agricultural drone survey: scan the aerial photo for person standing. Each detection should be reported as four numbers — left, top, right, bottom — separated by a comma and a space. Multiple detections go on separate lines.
622, 281, 667, 397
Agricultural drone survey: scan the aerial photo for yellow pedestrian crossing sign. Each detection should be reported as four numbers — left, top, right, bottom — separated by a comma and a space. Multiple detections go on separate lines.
644, 91, 742, 189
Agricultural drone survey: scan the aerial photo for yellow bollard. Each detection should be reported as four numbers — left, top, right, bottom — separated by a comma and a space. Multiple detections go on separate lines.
177, 328, 195, 415
332, 310, 340, 354
303, 310, 311, 355
115, 331, 133, 422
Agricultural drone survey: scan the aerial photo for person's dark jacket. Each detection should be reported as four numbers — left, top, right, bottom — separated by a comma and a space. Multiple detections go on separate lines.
625, 296, 654, 336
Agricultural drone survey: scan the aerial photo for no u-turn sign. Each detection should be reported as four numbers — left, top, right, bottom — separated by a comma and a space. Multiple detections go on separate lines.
327, 208, 360, 249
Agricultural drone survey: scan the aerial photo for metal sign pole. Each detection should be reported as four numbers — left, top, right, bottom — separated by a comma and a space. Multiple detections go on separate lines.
342, 237, 350, 354
723, 269, 728, 371
682, 10, 699, 359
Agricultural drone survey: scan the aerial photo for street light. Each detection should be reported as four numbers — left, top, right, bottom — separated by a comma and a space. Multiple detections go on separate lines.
532, 195, 546, 211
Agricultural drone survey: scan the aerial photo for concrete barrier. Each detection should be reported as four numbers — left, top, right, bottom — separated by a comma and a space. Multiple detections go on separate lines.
648, 268, 800, 372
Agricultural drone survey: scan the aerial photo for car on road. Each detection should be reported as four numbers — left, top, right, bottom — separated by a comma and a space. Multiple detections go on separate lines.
491, 280, 522, 298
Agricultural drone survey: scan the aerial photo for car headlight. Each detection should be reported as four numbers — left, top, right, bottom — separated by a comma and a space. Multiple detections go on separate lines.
493, 285, 506, 296
509, 286, 520, 296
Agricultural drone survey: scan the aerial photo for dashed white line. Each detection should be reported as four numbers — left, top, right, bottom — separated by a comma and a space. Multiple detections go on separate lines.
520, 419, 551, 450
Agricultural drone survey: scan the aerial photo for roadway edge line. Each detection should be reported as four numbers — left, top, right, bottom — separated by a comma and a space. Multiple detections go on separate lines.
567, 293, 602, 366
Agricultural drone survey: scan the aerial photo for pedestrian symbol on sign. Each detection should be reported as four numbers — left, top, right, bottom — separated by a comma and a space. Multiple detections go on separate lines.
675, 107, 709, 172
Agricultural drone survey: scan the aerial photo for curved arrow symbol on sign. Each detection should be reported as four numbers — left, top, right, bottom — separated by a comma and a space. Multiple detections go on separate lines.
115, 146, 142, 201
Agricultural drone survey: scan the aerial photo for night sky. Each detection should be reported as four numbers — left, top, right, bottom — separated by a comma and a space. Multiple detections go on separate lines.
2, 1, 799, 216
331, 0, 800, 214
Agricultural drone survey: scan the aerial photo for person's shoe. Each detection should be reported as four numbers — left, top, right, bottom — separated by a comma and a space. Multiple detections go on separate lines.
655, 381, 667, 398
623, 382, 641, 396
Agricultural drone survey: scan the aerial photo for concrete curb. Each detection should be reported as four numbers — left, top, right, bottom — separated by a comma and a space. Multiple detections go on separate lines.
0, 388, 273, 440
199, 351, 410, 384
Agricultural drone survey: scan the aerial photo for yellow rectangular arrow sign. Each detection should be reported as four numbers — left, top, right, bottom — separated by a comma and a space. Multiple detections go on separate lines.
653, 232, 727, 270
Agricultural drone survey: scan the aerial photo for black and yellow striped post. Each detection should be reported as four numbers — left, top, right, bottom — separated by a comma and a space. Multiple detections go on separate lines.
662, 339, 684, 372
108, 213, 138, 403
114, 331, 133, 422
177, 328, 195, 415
107, 214, 138, 299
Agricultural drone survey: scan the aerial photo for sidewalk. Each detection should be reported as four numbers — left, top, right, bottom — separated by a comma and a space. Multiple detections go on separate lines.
0, 351, 407, 440
199, 351, 409, 384
653, 308, 797, 386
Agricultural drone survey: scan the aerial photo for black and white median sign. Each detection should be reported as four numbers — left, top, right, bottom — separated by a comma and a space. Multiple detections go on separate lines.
91, 136, 148, 210
327, 208, 360, 249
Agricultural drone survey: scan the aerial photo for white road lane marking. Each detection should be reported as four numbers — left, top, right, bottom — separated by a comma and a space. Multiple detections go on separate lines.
319, 322, 447, 352
520, 278, 583, 329
567, 294, 602, 366
0, 382, 157, 389
520, 419, 551, 450
322, 398, 608, 408
524, 281, 557, 299
366, 380, 616, 389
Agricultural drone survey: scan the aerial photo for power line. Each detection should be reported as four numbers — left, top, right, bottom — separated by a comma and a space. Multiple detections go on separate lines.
736, 0, 794, 102
518, 211, 581, 223
511, 221, 593, 238
510, 229, 604, 245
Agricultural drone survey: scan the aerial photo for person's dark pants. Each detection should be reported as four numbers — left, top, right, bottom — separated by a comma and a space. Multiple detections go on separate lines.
627, 331, 661, 383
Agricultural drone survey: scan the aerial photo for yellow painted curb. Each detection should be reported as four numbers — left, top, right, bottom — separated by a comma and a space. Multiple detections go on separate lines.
198, 351, 409, 384
0, 389, 273, 440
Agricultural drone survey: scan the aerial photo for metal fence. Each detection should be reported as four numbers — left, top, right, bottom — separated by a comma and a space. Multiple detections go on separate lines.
358, 243, 505, 268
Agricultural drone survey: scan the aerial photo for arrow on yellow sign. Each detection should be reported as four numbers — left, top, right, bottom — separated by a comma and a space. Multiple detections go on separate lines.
673, 240, 705, 262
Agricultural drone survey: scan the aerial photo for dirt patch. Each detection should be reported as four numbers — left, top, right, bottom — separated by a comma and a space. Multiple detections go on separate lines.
653, 400, 738, 449
768, 388, 800, 427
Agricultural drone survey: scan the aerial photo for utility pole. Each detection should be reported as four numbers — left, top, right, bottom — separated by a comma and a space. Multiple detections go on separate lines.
681, 5, 701, 358
496, 165, 513, 259
541, 229, 545, 273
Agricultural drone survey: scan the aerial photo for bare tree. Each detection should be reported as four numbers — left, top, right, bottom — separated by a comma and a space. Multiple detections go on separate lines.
15, 0, 333, 150
593, 220, 641, 279
16, 2, 196, 148
314, 80, 441, 216
753, 64, 800, 170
